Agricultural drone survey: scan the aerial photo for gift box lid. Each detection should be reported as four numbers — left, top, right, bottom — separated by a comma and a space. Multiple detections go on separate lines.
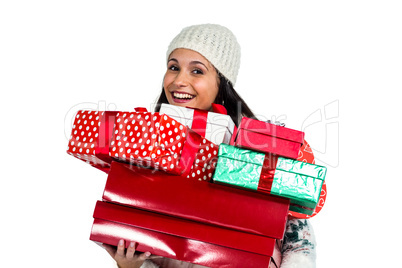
218, 143, 265, 166
238, 117, 304, 143
93, 201, 276, 256
276, 157, 327, 180
160, 103, 235, 135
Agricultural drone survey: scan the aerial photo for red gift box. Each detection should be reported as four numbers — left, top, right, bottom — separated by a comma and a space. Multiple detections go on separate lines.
90, 201, 274, 268
233, 117, 304, 159
109, 111, 218, 181
67, 110, 118, 172
103, 161, 290, 239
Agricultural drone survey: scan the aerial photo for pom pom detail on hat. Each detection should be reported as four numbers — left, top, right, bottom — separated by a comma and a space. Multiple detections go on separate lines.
166, 24, 241, 86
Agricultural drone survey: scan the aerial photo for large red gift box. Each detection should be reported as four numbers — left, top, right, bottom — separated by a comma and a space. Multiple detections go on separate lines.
233, 117, 304, 159
67, 110, 118, 172
103, 161, 290, 239
90, 201, 274, 268
109, 111, 218, 181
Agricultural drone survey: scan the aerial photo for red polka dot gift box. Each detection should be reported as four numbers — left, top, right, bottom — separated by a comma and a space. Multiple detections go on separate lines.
109, 110, 218, 181
67, 110, 118, 172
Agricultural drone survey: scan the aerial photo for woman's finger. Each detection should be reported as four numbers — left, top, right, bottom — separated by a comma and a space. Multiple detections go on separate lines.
116, 239, 126, 257
126, 241, 136, 259
137, 251, 152, 261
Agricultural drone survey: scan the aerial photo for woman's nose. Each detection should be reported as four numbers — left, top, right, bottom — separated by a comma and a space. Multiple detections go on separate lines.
173, 71, 189, 87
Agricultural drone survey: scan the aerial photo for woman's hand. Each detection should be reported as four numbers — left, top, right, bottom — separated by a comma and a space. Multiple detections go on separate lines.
103, 239, 151, 268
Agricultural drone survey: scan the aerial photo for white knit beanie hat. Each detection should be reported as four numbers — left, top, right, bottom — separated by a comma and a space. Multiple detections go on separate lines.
166, 24, 241, 86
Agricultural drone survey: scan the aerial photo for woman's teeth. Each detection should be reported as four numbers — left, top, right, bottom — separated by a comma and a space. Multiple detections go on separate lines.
173, 92, 194, 99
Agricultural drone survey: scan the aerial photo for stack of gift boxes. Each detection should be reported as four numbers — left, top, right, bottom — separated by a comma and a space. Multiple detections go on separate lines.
67, 104, 327, 268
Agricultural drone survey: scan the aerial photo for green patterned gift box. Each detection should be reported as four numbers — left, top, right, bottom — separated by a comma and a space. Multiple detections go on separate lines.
212, 144, 327, 215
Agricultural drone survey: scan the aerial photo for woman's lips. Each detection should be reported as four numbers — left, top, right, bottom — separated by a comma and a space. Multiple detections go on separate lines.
171, 92, 195, 104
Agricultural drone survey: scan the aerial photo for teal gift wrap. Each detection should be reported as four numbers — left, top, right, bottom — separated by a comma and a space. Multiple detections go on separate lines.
212, 143, 265, 190
212, 144, 327, 215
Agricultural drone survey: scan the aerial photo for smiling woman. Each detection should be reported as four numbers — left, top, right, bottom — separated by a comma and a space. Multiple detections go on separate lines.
102, 23, 317, 268
155, 24, 255, 126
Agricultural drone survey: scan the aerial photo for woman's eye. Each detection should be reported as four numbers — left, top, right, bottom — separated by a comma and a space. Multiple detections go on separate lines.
168, 65, 179, 71
192, 69, 203, 75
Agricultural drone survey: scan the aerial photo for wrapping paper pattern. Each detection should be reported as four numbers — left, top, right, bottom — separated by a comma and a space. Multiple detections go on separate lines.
185, 156, 216, 181
67, 110, 114, 170
290, 140, 328, 219
271, 157, 326, 212
68, 110, 102, 161
213, 144, 265, 190
109, 111, 218, 180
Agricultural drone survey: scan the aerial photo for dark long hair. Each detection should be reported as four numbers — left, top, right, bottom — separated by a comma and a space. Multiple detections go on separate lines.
154, 73, 256, 126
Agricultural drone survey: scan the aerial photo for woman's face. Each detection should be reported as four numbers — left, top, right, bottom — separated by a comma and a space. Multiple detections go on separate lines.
164, 48, 219, 111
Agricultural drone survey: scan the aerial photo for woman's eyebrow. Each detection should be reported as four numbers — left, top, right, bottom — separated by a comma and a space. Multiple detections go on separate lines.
167, 58, 209, 71
190, 61, 209, 71
167, 58, 178, 64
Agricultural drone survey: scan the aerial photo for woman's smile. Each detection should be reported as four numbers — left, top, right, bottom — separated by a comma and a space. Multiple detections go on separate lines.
171, 91, 195, 103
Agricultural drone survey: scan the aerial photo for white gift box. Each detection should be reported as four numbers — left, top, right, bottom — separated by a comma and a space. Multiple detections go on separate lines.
159, 103, 235, 145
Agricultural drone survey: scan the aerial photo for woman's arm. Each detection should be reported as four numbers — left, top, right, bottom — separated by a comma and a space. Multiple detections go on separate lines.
280, 219, 316, 268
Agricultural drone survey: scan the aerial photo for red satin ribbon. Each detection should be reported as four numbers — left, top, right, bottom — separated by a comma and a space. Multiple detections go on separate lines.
257, 154, 279, 193
134, 107, 148, 112
229, 126, 238, 145
191, 109, 208, 137
177, 128, 203, 176
95, 111, 118, 166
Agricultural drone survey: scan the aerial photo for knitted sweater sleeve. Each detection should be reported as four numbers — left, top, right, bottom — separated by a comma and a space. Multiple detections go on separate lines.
140, 260, 160, 268
280, 219, 317, 268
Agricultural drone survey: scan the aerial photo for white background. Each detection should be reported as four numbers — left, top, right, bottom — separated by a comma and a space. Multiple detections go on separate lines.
1, 1, 401, 267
